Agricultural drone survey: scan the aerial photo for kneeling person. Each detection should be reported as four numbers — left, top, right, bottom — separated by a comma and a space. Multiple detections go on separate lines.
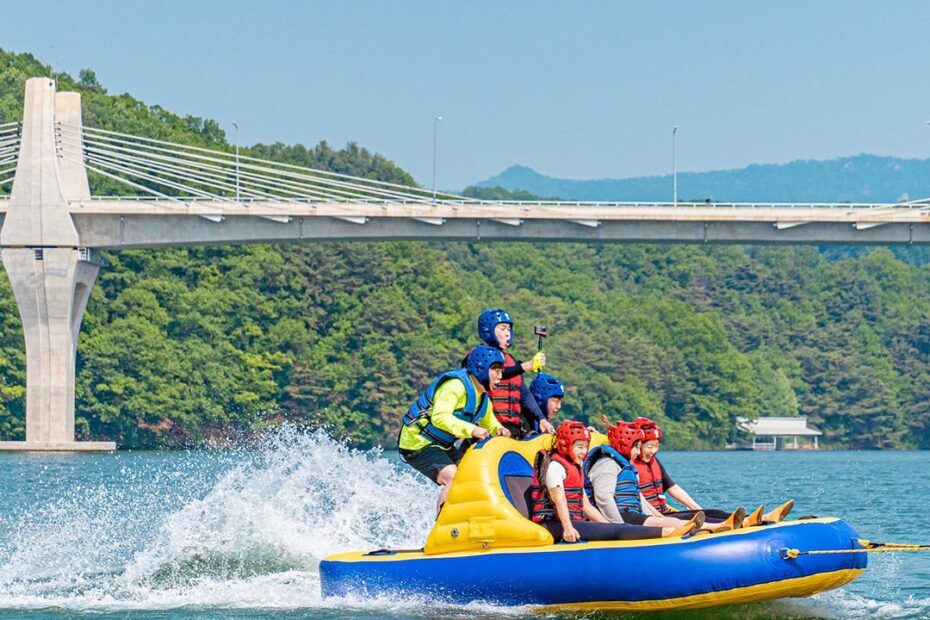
528, 373, 565, 435
399, 345, 512, 514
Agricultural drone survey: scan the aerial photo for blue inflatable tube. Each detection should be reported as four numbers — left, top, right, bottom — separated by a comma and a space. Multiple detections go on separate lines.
321, 518, 865, 611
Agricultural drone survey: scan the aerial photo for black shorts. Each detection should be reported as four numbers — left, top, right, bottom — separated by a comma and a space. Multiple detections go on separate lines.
618, 509, 648, 525
399, 443, 469, 484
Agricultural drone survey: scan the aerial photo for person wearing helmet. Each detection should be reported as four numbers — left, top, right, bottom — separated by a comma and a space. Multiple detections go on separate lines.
529, 421, 703, 542
633, 417, 704, 516
468, 309, 553, 439
399, 344, 512, 513
528, 372, 565, 433
585, 420, 745, 533
634, 417, 793, 526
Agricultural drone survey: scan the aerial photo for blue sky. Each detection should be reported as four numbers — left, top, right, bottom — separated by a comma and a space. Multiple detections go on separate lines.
3, 1, 930, 189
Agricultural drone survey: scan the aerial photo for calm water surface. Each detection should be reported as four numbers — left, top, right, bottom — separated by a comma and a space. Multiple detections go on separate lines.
0, 432, 928, 619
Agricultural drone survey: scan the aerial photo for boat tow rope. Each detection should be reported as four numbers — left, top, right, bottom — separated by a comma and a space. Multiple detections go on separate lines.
781, 539, 930, 559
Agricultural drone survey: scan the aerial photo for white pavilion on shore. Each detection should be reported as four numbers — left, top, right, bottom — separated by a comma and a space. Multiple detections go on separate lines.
736, 416, 822, 450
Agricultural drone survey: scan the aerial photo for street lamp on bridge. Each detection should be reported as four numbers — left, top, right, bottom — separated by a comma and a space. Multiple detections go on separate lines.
672, 125, 679, 207
432, 116, 443, 201
233, 121, 240, 202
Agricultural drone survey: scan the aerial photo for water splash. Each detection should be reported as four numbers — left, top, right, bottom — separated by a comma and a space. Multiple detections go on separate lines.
0, 429, 449, 613
0, 432, 926, 618
123, 429, 435, 589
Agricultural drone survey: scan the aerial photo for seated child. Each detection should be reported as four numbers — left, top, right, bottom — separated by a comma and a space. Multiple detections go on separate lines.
633, 417, 794, 526
529, 420, 702, 543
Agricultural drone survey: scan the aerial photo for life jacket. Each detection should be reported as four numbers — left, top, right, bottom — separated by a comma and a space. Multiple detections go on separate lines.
583, 445, 643, 515
635, 456, 669, 513
530, 450, 586, 523
488, 352, 523, 426
401, 369, 486, 450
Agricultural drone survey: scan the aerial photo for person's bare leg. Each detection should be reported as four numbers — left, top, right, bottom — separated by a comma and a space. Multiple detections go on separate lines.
662, 512, 704, 537
435, 464, 458, 516
645, 515, 692, 528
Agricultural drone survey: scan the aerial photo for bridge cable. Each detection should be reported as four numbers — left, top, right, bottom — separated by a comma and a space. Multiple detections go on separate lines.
77, 125, 470, 202
83, 162, 196, 210
63, 126, 431, 203
70, 139, 356, 204
73, 133, 436, 203
72, 136, 370, 203
83, 153, 236, 208
79, 145, 285, 202
82, 156, 229, 212
65, 134, 340, 203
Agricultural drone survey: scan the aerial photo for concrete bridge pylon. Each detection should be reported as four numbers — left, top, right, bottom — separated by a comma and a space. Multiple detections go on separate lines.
0, 77, 114, 451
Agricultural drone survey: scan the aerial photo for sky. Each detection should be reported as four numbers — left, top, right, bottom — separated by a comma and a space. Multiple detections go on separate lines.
3, 1, 930, 190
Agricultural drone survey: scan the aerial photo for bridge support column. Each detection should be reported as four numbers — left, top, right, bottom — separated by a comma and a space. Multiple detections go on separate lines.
0, 77, 114, 451
0, 248, 112, 450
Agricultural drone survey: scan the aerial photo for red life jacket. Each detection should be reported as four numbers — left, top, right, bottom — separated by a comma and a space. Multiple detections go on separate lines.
530, 451, 587, 523
489, 352, 523, 426
635, 456, 669, 513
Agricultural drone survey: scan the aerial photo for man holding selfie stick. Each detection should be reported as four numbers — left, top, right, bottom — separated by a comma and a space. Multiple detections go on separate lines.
465, 309, 556, 438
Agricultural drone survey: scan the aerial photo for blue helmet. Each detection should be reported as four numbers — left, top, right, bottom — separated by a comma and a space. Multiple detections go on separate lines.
466, 344, 506, 390
530, 373, 565, 413
478, 308, 513, 347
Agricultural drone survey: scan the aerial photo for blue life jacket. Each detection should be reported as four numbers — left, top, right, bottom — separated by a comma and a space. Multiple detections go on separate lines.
402, 369, 486, 449
583, 445, 643, 515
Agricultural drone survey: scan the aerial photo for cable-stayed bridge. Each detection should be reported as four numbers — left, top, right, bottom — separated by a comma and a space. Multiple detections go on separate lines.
1, 77, 928, 451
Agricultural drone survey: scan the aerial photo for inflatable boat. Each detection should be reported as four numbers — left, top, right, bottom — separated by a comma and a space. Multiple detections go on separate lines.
320, 435, 866, 611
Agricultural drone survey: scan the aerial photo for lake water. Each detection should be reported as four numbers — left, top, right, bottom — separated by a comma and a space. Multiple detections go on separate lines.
1, 430, 928, 619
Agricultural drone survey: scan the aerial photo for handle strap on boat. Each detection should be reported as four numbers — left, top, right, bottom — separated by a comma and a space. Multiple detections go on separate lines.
781, 538, 930, 559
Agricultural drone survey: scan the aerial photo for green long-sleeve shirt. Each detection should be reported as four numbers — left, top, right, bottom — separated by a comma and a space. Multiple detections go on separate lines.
398, 375, 503, 451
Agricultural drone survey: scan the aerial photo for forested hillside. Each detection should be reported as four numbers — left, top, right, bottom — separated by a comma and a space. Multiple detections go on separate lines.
2, 48, 930, 450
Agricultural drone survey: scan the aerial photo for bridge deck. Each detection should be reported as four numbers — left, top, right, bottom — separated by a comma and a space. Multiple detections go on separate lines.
2, 198, 929, 249
2, 197, 927, 221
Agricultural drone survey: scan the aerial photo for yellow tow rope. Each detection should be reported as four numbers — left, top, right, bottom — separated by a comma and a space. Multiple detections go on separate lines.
781, 539, 930, 559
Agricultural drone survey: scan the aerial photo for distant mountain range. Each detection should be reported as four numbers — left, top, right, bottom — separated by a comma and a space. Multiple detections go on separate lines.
473, 155, 930, 203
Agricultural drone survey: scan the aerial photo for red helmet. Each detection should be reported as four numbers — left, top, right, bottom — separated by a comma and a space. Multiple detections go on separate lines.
556, 421, 591, 460
634, 416, 662, 443
608, 421, 646, 459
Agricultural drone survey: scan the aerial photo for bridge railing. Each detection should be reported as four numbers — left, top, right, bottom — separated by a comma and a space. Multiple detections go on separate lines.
77, 195, 916, 211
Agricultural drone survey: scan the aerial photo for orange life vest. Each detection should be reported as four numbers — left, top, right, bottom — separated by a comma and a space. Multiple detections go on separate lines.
489, 352, 523, 426
530, 451, 587, 523
635, 456, 669, 513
